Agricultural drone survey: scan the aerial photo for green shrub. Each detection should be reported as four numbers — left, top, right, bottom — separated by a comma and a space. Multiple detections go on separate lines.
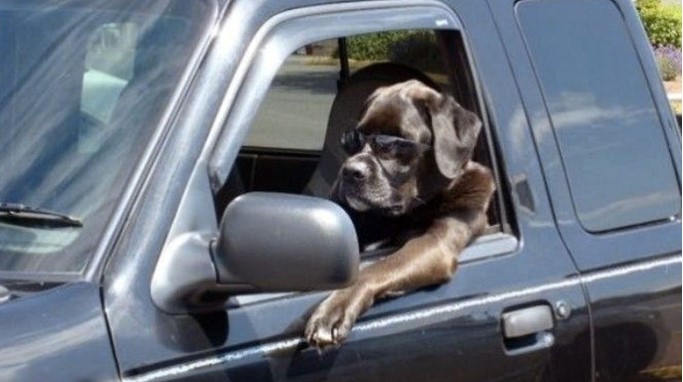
339, 31, 444, 73
344, 31, 414, 61
636, 0, 681, 47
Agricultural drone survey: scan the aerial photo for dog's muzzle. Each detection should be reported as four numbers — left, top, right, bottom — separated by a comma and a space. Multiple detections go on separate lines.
337, 156, 405, 215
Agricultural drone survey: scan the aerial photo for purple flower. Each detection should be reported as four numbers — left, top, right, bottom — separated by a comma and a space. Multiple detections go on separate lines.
653, 45, 681, 81
654, 45, 682, 68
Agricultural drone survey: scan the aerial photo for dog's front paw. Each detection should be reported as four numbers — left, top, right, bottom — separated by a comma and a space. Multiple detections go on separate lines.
305, 288, 371, 349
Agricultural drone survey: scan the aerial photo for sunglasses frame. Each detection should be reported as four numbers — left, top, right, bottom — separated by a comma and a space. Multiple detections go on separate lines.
341, 130, 431, 158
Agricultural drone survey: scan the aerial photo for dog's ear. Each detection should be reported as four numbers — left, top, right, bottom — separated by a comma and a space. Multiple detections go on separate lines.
428, 95, 482, 179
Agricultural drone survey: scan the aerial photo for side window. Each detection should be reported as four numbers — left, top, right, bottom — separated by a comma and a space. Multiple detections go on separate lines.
218, 29, 505, 248
516, 0, 680, 232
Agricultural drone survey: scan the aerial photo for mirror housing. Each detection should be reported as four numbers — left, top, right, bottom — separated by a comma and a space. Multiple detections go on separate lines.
151, 192, 359, 314
213, 192, 359, 291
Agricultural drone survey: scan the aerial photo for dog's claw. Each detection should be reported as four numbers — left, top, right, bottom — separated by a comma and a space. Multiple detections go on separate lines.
305, 316, 345, 349
305, 289, 365, 349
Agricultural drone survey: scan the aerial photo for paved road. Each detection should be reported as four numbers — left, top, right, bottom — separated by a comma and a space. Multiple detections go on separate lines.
245, 56, 340, 151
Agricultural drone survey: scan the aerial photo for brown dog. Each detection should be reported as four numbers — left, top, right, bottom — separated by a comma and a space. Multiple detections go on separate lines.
304, 79, 495, 348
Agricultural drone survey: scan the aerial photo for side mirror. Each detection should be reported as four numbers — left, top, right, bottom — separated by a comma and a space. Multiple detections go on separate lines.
213, 192, 359, 290
151, 193, 359, 314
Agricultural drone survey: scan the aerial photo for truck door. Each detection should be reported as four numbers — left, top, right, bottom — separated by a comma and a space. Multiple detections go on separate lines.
103, 1, 593, 381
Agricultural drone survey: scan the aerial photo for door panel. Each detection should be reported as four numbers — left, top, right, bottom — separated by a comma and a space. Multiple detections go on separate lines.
122, 255, 590, 382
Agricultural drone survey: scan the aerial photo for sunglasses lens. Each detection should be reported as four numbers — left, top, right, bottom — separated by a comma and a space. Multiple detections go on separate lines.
396, 139, 418, 156
373, 135, 419, 156
341, 131, 364, 155
371, 135, 397, 154
342, 133, 429, 157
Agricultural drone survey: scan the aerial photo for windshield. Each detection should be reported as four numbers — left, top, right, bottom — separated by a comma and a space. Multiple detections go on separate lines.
0, 0, 213, 275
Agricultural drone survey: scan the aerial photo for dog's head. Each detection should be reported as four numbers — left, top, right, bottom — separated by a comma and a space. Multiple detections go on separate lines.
333, 79, 482, 216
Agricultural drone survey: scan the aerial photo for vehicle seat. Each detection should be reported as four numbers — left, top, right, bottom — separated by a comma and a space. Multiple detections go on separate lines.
304, 63, 440, 198
109, 20, 187, 130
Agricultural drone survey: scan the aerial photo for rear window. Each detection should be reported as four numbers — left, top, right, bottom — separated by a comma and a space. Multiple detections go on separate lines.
516, 0, 680, 232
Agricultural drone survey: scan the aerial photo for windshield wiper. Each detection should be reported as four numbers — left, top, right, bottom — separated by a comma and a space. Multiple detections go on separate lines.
0, 203, 82, 228
0, 284, 10, 304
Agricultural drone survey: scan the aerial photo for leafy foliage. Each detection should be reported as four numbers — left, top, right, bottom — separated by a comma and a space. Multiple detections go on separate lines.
340, 31, 443, 73
343, 31, 413, 61
636, 0, 681, 47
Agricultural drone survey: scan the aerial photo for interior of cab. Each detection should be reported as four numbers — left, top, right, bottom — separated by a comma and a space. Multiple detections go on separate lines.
215, 29, 510, 253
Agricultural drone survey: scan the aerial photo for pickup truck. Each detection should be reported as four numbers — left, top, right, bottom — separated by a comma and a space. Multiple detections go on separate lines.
0, 0, 680, 381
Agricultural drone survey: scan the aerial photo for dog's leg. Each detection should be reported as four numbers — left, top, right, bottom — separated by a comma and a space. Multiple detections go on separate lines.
305, 212, 487, 348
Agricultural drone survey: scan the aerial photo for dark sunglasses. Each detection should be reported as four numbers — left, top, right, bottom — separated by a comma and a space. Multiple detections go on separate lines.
341, 130, 431, 158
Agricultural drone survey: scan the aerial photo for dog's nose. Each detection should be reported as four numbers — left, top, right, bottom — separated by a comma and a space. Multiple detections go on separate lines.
342, 161, 370, 182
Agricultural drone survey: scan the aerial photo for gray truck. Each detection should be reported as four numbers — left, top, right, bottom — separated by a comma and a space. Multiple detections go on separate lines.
0, 0, 680, 381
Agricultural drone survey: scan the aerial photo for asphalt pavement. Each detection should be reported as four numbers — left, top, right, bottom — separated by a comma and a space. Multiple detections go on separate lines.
245, 56, 340, 151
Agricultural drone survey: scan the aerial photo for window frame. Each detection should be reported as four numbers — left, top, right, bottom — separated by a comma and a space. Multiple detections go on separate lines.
200, 1, 519, 309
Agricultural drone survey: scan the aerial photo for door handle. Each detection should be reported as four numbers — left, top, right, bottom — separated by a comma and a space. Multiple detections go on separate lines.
502, 305, 555, 355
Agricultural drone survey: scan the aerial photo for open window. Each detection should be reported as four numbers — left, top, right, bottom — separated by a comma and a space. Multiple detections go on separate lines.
213, 25, 513, 261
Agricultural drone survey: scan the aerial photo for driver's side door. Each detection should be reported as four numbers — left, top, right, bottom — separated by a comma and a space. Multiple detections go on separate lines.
106, 2, 592, 381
